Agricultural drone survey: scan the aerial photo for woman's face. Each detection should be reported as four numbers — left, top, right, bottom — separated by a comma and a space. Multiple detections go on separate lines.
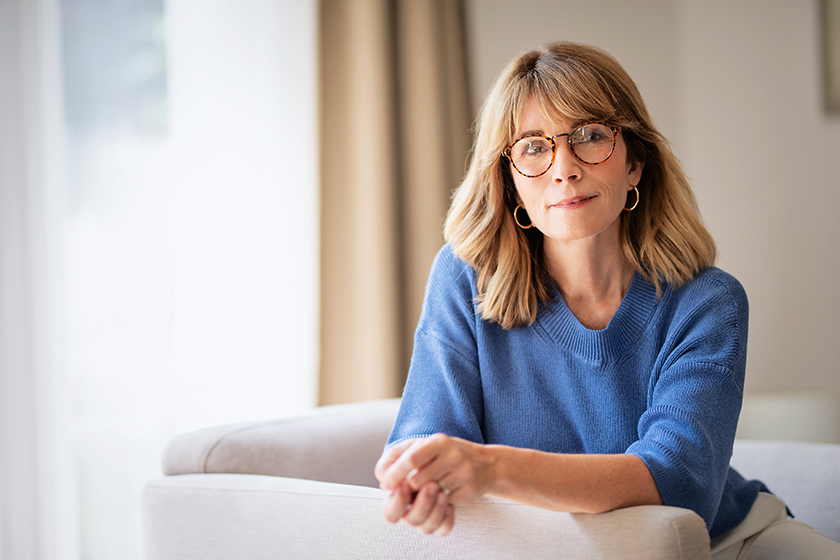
511, 97, 643, 248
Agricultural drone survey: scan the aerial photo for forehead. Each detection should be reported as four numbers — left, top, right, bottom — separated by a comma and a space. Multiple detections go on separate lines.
514, 96, 576, 136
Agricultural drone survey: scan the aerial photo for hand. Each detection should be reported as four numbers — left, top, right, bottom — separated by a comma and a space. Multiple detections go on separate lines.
375, 434, 496, 535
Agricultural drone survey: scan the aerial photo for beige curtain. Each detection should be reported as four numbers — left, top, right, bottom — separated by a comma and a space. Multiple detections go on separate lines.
319, 0, 473, 405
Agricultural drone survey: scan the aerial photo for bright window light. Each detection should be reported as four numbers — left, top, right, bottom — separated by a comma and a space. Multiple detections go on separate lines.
60, 0, 318, 557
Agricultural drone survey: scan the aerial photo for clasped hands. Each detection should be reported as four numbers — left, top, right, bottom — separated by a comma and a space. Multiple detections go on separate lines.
374, 433, 495, 536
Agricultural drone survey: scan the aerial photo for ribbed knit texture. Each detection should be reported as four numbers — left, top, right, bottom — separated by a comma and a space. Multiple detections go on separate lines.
388, 244, 768, 538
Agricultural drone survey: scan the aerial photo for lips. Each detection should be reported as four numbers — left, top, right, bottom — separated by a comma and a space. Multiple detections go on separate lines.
552, 195, 597, 208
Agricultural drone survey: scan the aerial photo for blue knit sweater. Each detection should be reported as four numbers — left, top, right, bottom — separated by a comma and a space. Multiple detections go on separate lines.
387, 244, 769, 538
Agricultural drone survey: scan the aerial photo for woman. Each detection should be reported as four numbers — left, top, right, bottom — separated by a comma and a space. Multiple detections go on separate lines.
375, 42, 839, 558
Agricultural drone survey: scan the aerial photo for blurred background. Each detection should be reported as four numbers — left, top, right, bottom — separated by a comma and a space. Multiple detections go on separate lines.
1, 0, 838, 558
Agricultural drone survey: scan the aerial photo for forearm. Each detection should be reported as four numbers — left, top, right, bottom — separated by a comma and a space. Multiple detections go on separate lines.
486, 445, 663, 514
376, 434, 663, 534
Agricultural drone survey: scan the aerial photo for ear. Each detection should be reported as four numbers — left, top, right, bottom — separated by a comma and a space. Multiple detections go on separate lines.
626, 157, 644, 187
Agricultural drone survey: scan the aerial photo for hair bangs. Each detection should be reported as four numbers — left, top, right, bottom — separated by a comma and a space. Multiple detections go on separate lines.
541, 58, 618, 119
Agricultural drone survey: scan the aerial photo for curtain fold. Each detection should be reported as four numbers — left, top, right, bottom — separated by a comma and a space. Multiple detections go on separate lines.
319, 0, 473, 405
0, 0, 75, 556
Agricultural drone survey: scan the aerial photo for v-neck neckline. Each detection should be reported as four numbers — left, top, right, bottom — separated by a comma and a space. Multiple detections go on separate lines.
535, 272, 661, 362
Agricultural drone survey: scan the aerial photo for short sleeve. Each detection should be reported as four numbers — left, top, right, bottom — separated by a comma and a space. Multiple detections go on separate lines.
626, 272, 749, 532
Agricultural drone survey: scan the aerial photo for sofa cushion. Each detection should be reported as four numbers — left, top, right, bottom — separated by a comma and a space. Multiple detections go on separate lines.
731, 439, 840, 542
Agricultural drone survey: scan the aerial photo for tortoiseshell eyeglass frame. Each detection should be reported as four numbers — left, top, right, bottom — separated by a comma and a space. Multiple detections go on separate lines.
502, 122, 621, 178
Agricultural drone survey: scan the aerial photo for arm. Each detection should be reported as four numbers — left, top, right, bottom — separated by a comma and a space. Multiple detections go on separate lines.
376, 434, 661, 534
489, 445, 662, 513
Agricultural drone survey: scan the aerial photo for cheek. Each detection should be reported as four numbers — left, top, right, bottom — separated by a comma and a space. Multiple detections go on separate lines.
512, 175, 537, 206
512, 182, 549, 231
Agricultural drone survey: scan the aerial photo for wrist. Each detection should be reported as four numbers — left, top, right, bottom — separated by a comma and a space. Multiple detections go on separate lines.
483, 444, 512, 498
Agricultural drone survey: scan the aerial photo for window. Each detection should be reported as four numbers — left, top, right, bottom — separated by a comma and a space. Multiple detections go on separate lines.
60, 0, 318, 556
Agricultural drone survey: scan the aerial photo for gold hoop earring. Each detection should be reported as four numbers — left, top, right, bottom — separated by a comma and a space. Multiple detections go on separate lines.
513, 204, 533, 229
624, 186, 639, 212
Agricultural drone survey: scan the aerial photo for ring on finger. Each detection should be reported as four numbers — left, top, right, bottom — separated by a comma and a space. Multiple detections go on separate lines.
438, 479, 451, 496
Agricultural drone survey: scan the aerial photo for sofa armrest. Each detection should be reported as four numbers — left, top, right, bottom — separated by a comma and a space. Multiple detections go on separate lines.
143, 473, 711, 560
161, 399, 400, 488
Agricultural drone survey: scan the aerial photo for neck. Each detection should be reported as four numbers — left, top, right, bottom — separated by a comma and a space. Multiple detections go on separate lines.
543, 230, 634, 330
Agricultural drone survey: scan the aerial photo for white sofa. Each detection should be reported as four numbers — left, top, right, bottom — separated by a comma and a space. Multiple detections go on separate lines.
142, 399, 840, 559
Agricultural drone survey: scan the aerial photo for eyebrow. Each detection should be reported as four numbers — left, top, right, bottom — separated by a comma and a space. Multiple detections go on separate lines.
519, 129, 547, 137
518, 129, 574, 140
519, 118, 608, 139
517, 122, 584, 138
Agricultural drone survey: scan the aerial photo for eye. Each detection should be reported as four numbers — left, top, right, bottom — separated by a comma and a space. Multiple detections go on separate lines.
572, 124, 612, 145
513, 137, 552, 158
524, 143, 547, 155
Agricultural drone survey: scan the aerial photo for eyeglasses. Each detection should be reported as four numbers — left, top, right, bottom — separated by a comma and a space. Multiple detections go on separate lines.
502, 122, 620, 178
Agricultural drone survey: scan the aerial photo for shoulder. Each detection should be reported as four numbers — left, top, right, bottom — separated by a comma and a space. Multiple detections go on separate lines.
417, 244, 480, 335
687, 267, 746, 298
667, 267, 748, 321
425, 244, 477, 300
429, 244, 473, 282
658, 267, 749, 374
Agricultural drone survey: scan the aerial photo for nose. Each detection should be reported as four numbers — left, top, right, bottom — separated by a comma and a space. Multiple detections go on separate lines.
550, 142, 582, 184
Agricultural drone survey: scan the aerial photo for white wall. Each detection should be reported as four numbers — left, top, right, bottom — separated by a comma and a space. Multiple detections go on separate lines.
678, 1, 840, 392
467, 0, 683, 145
466, 0, 840, 440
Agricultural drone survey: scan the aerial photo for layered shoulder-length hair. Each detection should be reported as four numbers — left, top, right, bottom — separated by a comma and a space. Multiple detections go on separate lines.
444, 41, 716, 329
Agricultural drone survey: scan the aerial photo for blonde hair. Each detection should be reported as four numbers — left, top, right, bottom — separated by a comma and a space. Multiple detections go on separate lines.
444, 42, 716, 329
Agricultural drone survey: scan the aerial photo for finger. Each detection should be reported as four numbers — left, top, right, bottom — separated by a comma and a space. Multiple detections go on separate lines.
401, 481, 439, 527
406, 458, 457, 494
434, 504, 456, 536
405, 462, 451, 493
381, 483, 414, 524
375, 440, 415, 487
381, 436, 446, 490
379, 439, 435, 489
399, 434, 461, 492
419, 488, 450, 535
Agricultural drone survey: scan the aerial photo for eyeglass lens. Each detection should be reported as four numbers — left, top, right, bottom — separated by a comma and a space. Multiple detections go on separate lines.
509, 123, 615, 177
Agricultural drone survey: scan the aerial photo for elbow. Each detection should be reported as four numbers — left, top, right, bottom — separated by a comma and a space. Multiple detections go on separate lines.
561, 492, 663, 515
598, 494, 664, 514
